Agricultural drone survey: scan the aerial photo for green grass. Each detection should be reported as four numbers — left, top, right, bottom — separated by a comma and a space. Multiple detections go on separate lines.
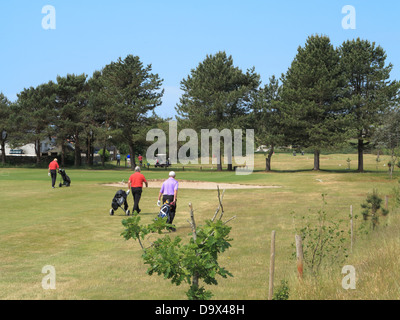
0, 153, 399, 300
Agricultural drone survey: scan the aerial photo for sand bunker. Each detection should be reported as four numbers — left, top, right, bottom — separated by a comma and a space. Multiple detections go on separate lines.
102, 179, 281, 190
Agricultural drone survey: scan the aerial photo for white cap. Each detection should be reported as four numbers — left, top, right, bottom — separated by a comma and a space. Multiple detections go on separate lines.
169, 171, 176, 177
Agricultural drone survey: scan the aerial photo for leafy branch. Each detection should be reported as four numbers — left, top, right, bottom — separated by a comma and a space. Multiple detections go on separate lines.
121, 188, 235, 300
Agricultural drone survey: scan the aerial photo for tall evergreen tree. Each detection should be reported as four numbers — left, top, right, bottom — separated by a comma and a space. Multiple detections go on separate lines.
15, 82, 57, 164
371, 100, 400, 178
251, 76, 283, 171
280, 35, 347, 170
339, 38, 399, 172
0, 93, 12, 164
55, 74, 88, 167
176, 51, 260, 171
102, 55, 164, 170
85, 70, 115, 166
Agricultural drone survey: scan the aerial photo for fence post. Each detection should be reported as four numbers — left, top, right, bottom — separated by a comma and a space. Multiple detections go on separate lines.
268, 230, 276, 300
385, 195, 388, 210
295, 234, 304, 280
350, 205, 354, 253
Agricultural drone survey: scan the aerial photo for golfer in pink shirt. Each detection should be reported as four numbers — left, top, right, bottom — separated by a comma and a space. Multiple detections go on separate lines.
158, 171, 179, 226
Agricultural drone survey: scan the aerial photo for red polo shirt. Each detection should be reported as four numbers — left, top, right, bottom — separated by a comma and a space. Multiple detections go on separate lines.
129, 172, 147, 188
49, 161, 59, 171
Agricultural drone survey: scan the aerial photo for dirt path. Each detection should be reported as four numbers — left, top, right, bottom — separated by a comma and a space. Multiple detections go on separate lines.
102, 179, 282, 190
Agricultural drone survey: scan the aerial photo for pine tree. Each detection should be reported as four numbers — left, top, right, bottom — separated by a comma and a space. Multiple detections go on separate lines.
0, 93, 12, 165
15, 82, 57, 164
280, 35, 348, 170
339, 38, 398, 172
176, 51, 260, 171
55, 74, 88, 167
251, 75, 283, 171
102, 55, 164, 170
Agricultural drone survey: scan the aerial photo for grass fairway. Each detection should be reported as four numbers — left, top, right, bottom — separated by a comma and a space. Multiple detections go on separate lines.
0, 153, 399, 300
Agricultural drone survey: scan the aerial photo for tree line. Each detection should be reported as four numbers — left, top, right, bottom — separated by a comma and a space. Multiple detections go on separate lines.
1, 35, 399, 172
0, 55, 163, 169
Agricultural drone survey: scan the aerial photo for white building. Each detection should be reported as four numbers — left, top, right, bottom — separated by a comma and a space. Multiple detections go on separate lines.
256, 145, 269, 153
5, 137, 56, 157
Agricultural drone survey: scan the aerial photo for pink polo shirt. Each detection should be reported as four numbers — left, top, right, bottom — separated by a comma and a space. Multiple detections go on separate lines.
160, 177, 179, 196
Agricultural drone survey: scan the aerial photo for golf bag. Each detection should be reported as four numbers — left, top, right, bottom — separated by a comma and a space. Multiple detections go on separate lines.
158, 200, 175, 224
59, 169, 71, 187
110, 189, 130, 216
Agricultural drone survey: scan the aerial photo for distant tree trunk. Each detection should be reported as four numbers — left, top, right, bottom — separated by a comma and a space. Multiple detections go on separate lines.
75, 145, 81, 167
129, 143, 136, 170
89, 144, 94, 166
266, 144, 275, 172
86, 136, 91, 165
74, 136, 81, 167
358, 138, 364, 173
1, 140, 6, 164
89, 132, 95, 166
313, 149, 320, 171
61, 143, 66, 167
101, 143, 106, 167
217, 149, 222, 171
35, 139, 41, 165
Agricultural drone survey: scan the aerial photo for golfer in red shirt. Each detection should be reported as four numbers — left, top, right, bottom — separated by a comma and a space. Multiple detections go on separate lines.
48, 158, 60, 188
128, 166, 148, 214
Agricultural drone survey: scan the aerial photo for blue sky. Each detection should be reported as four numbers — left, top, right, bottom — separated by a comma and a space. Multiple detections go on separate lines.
1, 1, 399, 118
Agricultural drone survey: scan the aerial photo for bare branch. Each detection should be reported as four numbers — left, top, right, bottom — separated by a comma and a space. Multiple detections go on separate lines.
189, 202, 197, 242
223, 216, 236, 225
212, 186, 226, 222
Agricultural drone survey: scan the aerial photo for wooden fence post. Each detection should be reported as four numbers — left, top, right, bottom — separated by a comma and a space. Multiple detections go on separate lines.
188, 203, 199, 292
295, 234, 304, 280
350, 205, 354, 253
268, 230, 276, 300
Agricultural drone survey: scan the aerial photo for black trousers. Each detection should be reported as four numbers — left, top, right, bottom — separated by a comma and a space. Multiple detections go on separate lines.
162, 195, 177, 224
131, 187, 143, 213
50, 170, 57, 187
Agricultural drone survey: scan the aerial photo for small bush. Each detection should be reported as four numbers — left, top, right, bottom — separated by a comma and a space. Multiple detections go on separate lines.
272, 280, 290, 300
361, 189, 389, 230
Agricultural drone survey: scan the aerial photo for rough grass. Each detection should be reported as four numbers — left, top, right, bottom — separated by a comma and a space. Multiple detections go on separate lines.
0, 153, 399, 300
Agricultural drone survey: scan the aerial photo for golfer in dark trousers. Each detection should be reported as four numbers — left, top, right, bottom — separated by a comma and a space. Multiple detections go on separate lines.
157, 171, 179, 228
128, 166, 148, 214
48, 158, 59, 189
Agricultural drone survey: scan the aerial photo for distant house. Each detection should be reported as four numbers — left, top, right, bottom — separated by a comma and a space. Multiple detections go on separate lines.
256, 145, 269, 153
5, 137, 57, 157
5, 137, 119, 165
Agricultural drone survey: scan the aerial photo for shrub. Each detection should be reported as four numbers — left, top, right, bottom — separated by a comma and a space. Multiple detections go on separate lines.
292, 194, 349, 276
361, 189, 389, 230
272, 280, 290, 300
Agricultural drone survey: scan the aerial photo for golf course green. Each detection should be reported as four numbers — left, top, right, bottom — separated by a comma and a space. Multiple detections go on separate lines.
1, 152, 399, 300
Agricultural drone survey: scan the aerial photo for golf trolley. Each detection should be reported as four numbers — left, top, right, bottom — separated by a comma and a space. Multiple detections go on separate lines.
58, 169, 71, 187
157, 199, 176, 224
110, 189, 131, 216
